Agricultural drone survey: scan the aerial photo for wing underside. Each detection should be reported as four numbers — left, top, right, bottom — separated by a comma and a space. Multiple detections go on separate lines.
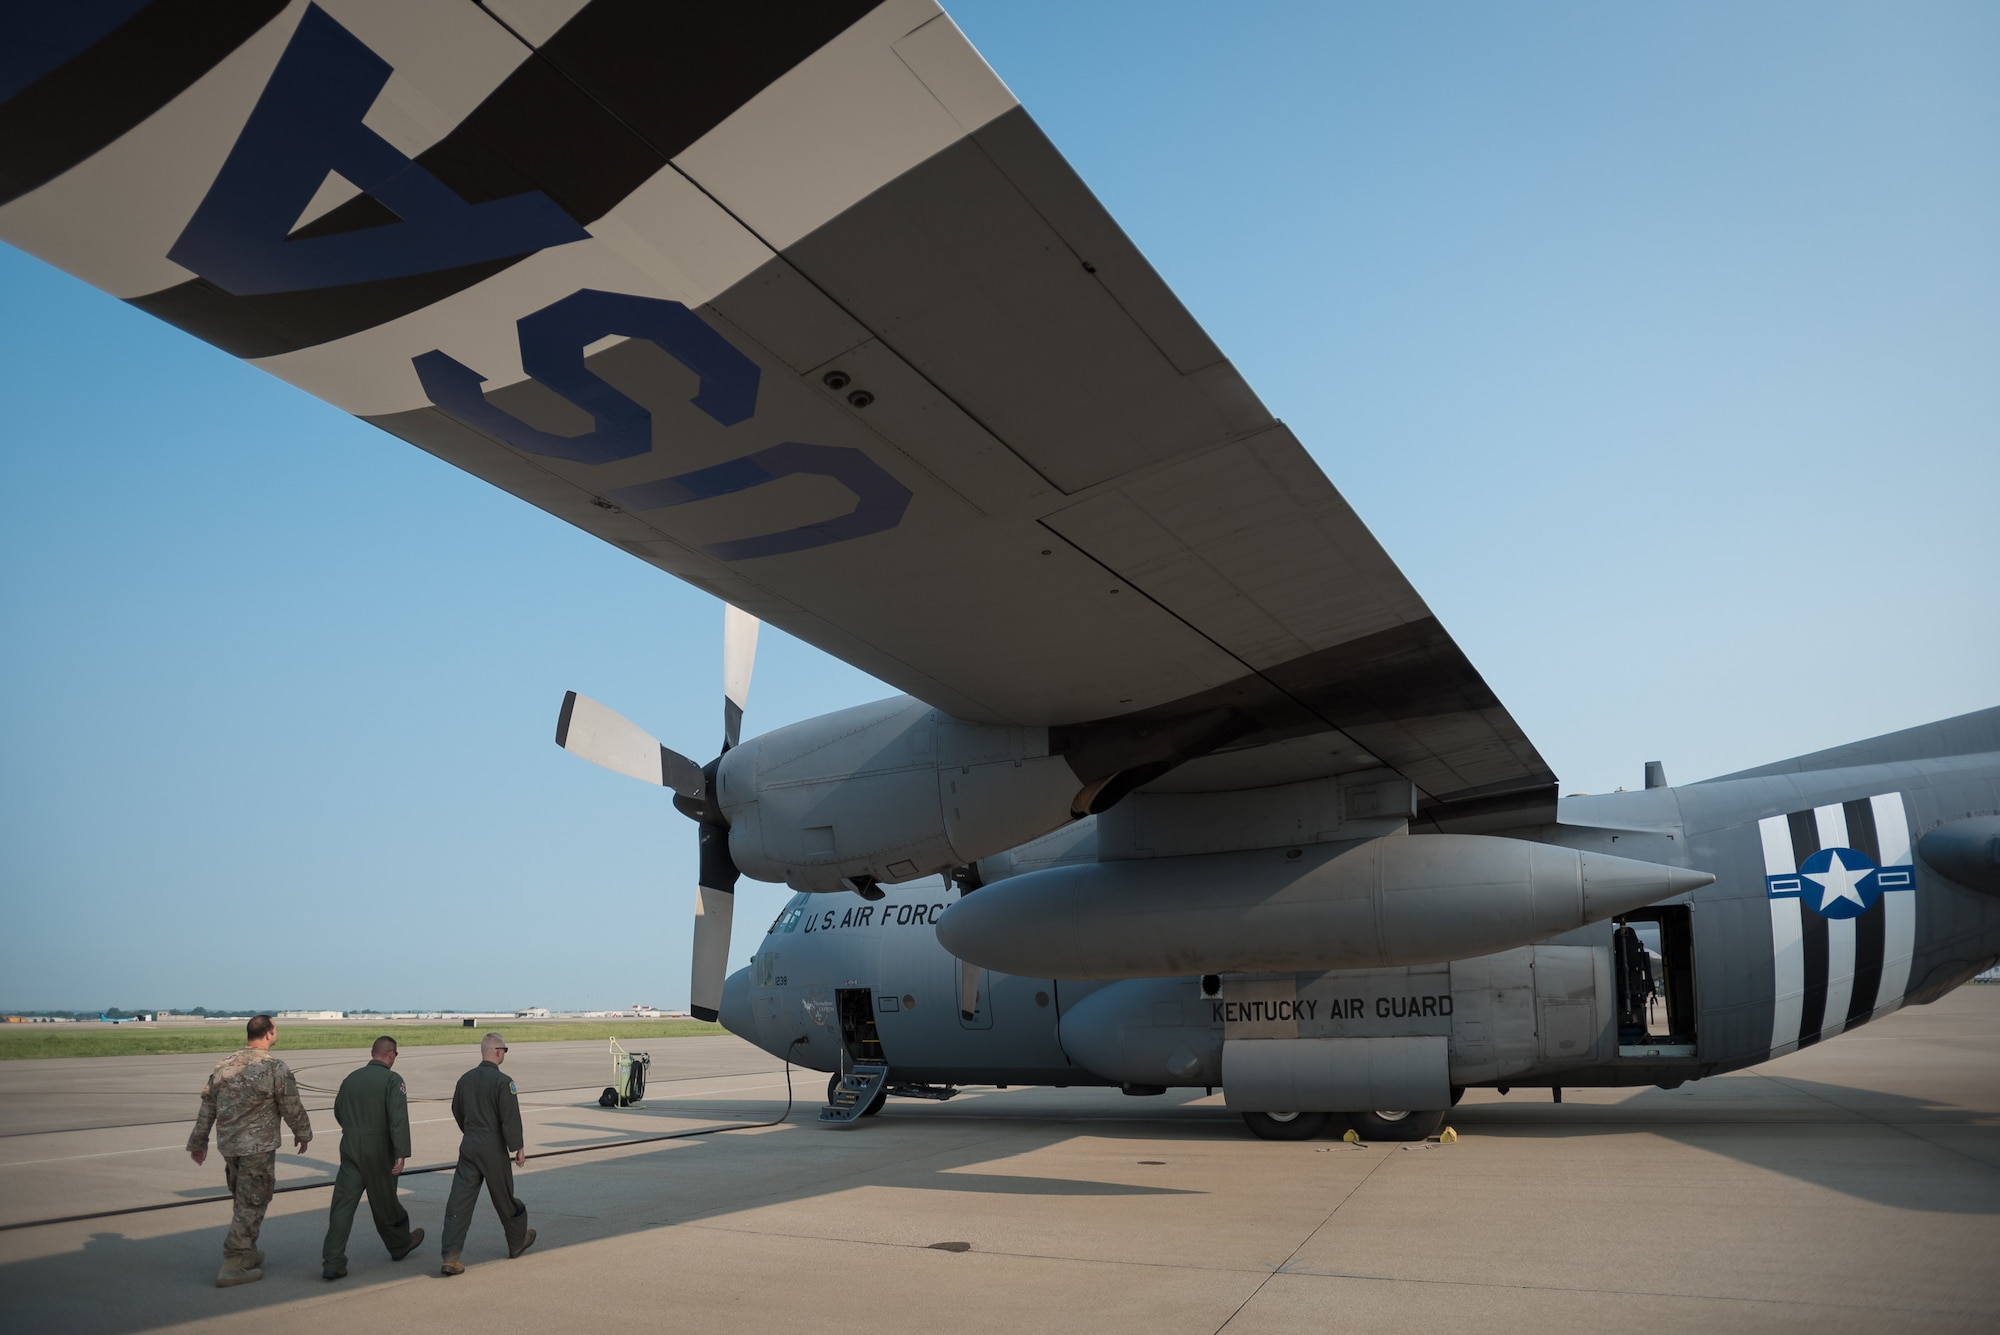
0, 0, 1556, 828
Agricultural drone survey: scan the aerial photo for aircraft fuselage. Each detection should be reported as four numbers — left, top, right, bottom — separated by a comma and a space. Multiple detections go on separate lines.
721, 746, 2000, 1119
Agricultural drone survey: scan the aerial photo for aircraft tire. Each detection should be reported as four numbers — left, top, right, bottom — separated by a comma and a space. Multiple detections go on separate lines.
1240, 1111, 1330, 1141
1347, 1109, 1446, 1142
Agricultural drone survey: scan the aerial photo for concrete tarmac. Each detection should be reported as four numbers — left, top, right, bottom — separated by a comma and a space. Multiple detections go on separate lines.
1, 989, 1996, 1333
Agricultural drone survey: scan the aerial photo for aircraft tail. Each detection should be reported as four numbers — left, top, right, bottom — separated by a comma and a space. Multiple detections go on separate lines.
1699, 706, 2000, 784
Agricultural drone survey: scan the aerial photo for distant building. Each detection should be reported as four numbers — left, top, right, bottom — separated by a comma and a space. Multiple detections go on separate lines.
277, 1010, 345, 1020
515, 1007, 551, 1018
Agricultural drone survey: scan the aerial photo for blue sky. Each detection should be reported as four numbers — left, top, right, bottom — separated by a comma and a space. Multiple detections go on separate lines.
2, 1, 1994, 1011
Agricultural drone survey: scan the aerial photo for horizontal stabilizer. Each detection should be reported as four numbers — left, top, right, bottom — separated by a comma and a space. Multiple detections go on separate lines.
555, 691, 704, 800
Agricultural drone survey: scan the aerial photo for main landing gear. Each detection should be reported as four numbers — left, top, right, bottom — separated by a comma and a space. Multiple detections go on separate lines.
1240, 1111, 1330, 1140
1241, 1108, 1447, 1142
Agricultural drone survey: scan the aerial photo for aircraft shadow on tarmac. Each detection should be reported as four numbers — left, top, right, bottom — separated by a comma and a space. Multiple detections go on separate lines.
7, 1077, 1995, 1335
1446, 1074, 2000, 1216
865, 1076, 2000, 1218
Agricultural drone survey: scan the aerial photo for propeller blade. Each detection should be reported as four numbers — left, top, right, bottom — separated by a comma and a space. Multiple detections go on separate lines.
722, 604, 759, 751
959, 961, 982, 1022
555, 691, 705, 800
690, 823, 740, 1022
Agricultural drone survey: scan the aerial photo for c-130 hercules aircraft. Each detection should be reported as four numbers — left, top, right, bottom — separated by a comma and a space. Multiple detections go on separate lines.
691, 705, 2000, 1138
5, 3, 1995, 1138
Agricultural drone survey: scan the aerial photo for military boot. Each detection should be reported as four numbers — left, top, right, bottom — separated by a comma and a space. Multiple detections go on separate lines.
215, 1258, 263, 1288
247, 1248, 265, 1271
390, 1226, 425, 1262
509, 1228, 537, 1260
440, 1256, 465, 1277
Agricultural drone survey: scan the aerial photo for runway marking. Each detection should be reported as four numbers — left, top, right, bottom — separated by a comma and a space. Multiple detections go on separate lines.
0, 1087, 796, 1168
0, 1143, 192, 1168
0, 1078, 808, 1231
0, 1067, 792, 1142
1212, 1141, 1392, 1332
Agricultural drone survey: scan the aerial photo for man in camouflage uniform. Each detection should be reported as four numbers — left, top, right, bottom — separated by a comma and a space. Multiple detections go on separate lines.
439, 1031, 534, 1275
320, 1035, 422, 1280
187, 1014, 313, 1288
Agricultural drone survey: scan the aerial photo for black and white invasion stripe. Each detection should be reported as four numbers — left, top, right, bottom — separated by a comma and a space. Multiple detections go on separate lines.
1761, 792, 1915, 1058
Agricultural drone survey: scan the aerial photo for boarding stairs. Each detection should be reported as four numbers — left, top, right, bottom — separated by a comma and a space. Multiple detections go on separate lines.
818, 1061, 890, 1126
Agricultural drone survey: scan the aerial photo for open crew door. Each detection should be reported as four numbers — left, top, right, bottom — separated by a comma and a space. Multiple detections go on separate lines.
834, 988, 886, 1064
1614, 907, 1697, 1057
820, 987, 891, 1127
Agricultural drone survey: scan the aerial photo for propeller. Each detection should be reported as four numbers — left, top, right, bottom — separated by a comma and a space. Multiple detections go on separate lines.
555, 604, 759, 1022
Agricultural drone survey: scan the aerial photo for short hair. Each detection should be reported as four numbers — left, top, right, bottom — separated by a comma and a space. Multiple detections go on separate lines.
371, 1035, 398, 1058
246, 1014, 275, 1041
481, 1031, 506, 1049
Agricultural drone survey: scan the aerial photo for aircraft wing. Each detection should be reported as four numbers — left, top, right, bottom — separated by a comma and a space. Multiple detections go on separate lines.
0, 0, 1556, 830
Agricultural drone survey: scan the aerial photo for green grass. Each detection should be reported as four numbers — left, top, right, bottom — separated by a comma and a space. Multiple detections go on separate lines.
0, 1020, 726, 1060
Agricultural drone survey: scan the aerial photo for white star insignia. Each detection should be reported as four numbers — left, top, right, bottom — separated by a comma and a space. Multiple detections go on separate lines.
1804, 849, 1871, 912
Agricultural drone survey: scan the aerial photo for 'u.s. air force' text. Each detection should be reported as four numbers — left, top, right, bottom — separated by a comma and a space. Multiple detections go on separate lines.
801, 903, 946, 933
1212, 994, 1453, 1023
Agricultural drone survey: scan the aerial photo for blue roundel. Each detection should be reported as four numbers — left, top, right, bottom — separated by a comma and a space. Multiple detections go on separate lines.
1798, 846, 1882, 919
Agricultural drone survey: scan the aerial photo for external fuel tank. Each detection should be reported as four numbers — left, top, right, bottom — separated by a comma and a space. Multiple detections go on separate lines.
937, 833, 1713, 979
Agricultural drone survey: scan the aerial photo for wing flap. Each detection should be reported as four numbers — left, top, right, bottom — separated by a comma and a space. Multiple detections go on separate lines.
1045, 426, 1552, 813
1043, 427, 1424, 671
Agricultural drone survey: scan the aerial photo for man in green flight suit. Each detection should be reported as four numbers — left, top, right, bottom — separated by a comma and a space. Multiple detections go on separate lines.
320, 1035, 425, 1280
439, 1031, 535, 1275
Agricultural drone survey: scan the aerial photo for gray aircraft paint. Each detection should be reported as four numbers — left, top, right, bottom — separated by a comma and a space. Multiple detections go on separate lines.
5, 6, 1994, 1118
722, 708, 2000, 1111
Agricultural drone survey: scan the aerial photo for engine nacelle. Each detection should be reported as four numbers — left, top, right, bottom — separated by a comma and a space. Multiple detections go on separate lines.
716, 696, 1081, 892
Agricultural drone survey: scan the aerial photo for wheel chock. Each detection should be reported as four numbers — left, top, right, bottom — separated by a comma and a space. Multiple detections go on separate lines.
1439, 1127, 1458, 1143
1341, 1128, 1361, 1143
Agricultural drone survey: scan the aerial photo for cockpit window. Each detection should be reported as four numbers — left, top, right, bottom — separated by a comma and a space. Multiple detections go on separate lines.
767, 894, 809, 935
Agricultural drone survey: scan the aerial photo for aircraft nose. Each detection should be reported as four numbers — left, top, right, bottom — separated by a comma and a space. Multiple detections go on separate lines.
718, 966, 755, 1041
